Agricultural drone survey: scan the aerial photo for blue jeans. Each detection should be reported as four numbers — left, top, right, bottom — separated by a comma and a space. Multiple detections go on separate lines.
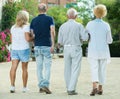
34, 46, 52, 88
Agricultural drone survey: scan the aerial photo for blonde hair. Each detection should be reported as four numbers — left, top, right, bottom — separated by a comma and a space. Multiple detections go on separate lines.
94, 4, 107, 18
16, 10, 29, 27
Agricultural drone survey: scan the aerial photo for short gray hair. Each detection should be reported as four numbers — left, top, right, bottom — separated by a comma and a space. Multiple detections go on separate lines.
67, 8, 78, 17
38, 3, 47, 13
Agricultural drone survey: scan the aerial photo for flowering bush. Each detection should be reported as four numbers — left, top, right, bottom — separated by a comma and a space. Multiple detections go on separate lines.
0, 29, 11, 62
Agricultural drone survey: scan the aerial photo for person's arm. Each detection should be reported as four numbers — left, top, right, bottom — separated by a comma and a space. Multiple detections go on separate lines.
50, 25, 55, 53
25, 25, 34, 42
25, 32, 34, 42
80, 25, 89, 41
107, 24, 113, 44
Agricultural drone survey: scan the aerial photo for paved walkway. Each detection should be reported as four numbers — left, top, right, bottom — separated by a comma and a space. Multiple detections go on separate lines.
0, 57, 120, 99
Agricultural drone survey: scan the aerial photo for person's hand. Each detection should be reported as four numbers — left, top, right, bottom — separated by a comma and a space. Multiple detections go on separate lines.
50, 46, 54, 53
88, 33, 90, 42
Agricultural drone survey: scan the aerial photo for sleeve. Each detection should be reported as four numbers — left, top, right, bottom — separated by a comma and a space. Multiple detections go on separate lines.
50, 17, 55, 26
58, 26, 63, 45
30, 20, 34, 30
80, 24, 89, 41
106, 24, 113, 44
24, 25, 30, 33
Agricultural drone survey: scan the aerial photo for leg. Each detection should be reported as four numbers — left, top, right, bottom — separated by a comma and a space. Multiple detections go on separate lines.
41, 47, 52, 94
36, 54, 44, 88
88, 58, 99, 96
98, 59, 107, 85
97, 59, 107, 95
10, 60, 19, 86
22, 62, 28, 88
68, 47, 82, 91
44, 55, 52, 87
64, 47, 72, 89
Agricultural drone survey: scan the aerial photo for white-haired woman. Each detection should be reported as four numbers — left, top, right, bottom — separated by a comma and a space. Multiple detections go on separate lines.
10, 10, 33, 93
86, 4, 113, 96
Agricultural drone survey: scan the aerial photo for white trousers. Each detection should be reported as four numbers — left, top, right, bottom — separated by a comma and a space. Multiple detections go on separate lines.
88, 58, 107, 85
64, 46, 82, 91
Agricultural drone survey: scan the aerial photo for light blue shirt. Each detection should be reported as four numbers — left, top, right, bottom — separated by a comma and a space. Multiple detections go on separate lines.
86, 19, 113, 61
58, 19, 88, 46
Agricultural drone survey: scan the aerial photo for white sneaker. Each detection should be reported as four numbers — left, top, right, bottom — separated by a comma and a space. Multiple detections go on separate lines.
22, 87, 29, 93
10, 86, 15, 93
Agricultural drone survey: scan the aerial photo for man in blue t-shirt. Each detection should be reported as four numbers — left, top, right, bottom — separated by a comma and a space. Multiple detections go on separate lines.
30, 3, 55, 94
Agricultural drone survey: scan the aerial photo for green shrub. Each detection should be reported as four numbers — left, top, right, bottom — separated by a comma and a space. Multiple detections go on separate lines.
1, 2, 22, 30
82, 41, 120, 57
109, 41, 120, 57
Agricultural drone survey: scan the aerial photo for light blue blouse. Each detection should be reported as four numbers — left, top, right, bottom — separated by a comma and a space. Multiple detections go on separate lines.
86, 18, 113, 62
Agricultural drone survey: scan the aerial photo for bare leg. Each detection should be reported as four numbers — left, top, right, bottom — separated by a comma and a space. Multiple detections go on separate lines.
90, 82, 98, 96
10, 60, 20, 86
93, 82, 97, 89
22, 62, 28, 87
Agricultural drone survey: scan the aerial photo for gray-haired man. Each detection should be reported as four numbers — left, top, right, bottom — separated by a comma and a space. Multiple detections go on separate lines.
58, 8, 88, 95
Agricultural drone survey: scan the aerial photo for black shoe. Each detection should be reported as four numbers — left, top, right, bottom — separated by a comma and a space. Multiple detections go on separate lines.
39, 88, 44, 93
67, 90, 78, 95
40, 87, 52, 94
10, 90, 15, 93
90, 88, 97, 96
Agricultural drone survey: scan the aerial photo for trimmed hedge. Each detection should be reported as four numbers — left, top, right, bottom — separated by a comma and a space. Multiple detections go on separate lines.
82, 41, 120, 57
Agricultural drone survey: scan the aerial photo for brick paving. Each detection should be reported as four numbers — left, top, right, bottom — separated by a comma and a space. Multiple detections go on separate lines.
0, 57, 120, 99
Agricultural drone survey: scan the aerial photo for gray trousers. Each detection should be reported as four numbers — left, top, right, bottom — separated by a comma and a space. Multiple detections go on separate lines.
64, 45, 82, 91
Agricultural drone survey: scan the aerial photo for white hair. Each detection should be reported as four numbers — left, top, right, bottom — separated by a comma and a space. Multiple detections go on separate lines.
67, 8, 78, 17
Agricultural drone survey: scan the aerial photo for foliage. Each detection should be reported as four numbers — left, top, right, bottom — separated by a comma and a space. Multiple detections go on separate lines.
66, 0, 94, 25
1, 2, 22, 30
47, 6, 83, 43
19, 0, 38, 22
109, 41, 120, 57
106, 0, 120, 40
1, 0, 38, 31
95, 0, 115, 4
47, 6, 67, 43
0, 29, 11, 62
82, 41, 120, 57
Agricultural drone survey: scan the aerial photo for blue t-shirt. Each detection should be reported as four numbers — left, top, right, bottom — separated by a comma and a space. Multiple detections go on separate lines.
30, 14, 54, 46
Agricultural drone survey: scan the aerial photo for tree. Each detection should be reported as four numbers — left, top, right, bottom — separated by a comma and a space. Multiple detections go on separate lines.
1, 2, 22, 30
1, 0, 38, 30
47, 6, 83, 43
106, 0, 120, 40
76, 0, 95, 25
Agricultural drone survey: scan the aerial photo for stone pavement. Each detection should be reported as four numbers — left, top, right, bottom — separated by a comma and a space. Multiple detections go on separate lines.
0, 57, 120, 99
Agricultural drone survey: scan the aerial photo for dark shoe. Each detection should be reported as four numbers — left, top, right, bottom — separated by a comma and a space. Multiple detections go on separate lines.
39, 88, 44, 93
67, 90, 78, 95
10, 90, 15, 93
97, 90, 103, 95
41, 87, 52, 94
90, 88, 97, 96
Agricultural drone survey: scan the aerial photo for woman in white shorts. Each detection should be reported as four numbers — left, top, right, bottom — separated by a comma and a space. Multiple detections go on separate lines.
10, 10, 33, 93
86, 4, 113, 96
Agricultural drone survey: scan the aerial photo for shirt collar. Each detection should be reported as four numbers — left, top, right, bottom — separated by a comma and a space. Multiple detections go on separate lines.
68, 19, 75, 22
95, 18, 103, 22
38, 14, 46, 16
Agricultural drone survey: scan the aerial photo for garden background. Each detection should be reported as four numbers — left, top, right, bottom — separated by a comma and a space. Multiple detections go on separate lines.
0, 0, 120, 62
